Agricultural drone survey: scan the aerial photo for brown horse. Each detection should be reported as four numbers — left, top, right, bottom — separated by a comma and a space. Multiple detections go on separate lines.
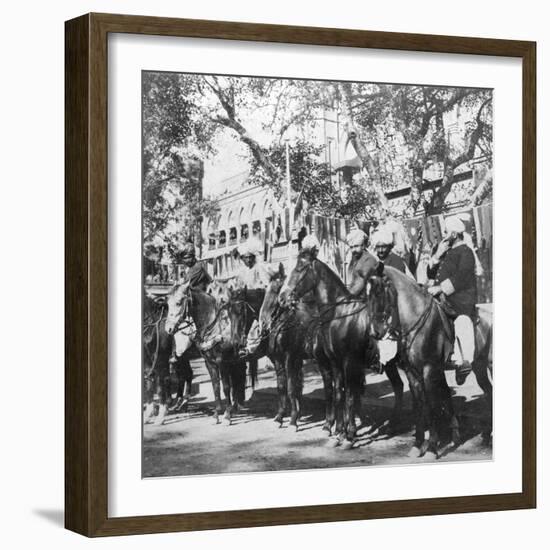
367, 265, 460, 457
226, 286, 265, 392
143, 292, 195, 425
244, 264, 334, 430
165, 284, 248, 425
280, 253, 402, 448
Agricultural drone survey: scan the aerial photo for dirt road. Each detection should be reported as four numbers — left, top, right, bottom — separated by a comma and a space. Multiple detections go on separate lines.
143, 359, 492, 478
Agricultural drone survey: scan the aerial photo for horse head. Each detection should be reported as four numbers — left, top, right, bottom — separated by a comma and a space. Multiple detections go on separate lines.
279, 251, 317, 307
367, 265, 398, 339
227, 285, 266, 352
165, 282, 191, 335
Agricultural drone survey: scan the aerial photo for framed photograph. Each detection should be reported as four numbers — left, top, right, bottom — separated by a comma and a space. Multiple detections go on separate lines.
65, 13, 536, 536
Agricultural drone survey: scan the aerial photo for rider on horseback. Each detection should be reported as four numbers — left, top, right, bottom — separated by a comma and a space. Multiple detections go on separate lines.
371, 227, 409, 275
177, 242, 212, 291
235, 239, 270, 290
427, 216, 477, 386
171, 242, 212, 411
345, 228, 391, 371
346, 229, 379, 298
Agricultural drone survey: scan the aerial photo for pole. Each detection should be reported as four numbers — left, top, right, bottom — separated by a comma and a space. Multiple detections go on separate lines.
327, 137, 333, 192
336, 105, 341, 191
285, 140, 292, 269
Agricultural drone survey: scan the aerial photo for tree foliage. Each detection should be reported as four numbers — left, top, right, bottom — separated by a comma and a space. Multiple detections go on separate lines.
143, 72, 493, 243
142, 72, 218, 255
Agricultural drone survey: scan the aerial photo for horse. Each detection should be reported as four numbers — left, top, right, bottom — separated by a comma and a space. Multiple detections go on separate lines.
143, 292, 195, 425
471, 304, 493, 398
243, 263, 333, 429
165, 283, 249, 425
280, 253, 403, 449
226, 285, 265, 391
367, 265, 461, 457
168, 319, 197, 413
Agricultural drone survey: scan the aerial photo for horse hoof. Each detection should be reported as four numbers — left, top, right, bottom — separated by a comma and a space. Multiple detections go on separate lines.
222, 416, 232, 427
451, 428, 461, 447
321, 423, 332, 435
154, 405, 167, 426
423, 451, 438, 461
340, 439, 354, 451
326, 437, 341, 448
143, 403, 155, 424
273, 415, 284, 425
213, 415, 220, 425
407, 446, 422, 458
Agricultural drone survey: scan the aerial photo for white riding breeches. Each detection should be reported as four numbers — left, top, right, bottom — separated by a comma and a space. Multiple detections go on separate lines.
174, 322, 196, 356
453, 315, 475, 364
377, 338, 398, 365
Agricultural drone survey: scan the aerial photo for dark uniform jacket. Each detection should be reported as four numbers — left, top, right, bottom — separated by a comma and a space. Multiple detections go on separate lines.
180, 262, 212, 292
347, 250, 379, 298
428, 242, 477, 317
383, 251, 407, 274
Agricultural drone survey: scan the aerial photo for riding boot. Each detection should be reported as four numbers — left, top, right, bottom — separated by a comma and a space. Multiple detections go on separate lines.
455, 360, 472, 386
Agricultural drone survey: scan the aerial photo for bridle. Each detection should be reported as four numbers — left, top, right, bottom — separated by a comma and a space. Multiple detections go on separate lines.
285, 257, 317, 303
143, 302, 166, 380
228, 288, 259, 346
367, 274, 437, 351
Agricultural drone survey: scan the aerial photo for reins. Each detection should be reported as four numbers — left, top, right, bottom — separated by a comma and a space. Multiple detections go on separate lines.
143, 303, 166, 379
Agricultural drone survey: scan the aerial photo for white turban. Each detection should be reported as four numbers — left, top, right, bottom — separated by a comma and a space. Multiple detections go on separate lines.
346, 228, 367, 247
372, 228, 394, 246
301, 234, 320, 251
239, 238, 262, 257
444, 216, 466, 234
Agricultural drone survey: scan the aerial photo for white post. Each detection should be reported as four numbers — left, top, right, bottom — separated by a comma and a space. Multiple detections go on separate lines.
285, 140, 292, 270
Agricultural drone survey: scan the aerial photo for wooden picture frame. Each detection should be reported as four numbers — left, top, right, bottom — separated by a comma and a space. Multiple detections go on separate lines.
65, 12, 536, 537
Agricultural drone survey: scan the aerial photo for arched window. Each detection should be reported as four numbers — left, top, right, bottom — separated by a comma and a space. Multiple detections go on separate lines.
208, 233, 216, 250
218, 230, 226, 248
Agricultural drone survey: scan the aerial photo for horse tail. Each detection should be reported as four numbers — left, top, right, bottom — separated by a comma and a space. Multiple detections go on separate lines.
248, 358, 258, 390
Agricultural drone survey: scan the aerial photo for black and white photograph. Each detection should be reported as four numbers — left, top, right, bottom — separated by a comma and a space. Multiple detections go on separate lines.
142, 71, 494, 478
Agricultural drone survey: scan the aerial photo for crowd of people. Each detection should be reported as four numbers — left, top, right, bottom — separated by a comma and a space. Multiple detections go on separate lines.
154, 214, 479, 387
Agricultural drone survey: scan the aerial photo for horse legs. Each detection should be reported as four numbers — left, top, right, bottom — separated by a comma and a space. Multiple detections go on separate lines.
230, 360, 247, 409
385, 358, 404, 431
435, 366, 460, 447
422, 363, 445, 457
204, 358, 223, 424
473, 356, 493, 443
273, 357, 288, 425
317, 355, 335, 434
288, 357, 303, 429
154, 362, 171, 426
170, 356, 193, 412
405, 367, 427, 456
332, 364, 345, 443
220, 364, 234, 426
143, 370, 156, 424
341, 358, 362, 449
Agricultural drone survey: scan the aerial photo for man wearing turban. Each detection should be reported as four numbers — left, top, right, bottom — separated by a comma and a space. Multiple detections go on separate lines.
346, 228, 379, 298
176, 242, 212, 291
371, 227, 408, 274
300, 233, 321, 258
235, 238, 270, 289
427, 216, 477, 385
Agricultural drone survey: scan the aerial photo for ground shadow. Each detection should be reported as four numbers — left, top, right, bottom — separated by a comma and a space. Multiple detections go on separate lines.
33, 509, 64, 527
